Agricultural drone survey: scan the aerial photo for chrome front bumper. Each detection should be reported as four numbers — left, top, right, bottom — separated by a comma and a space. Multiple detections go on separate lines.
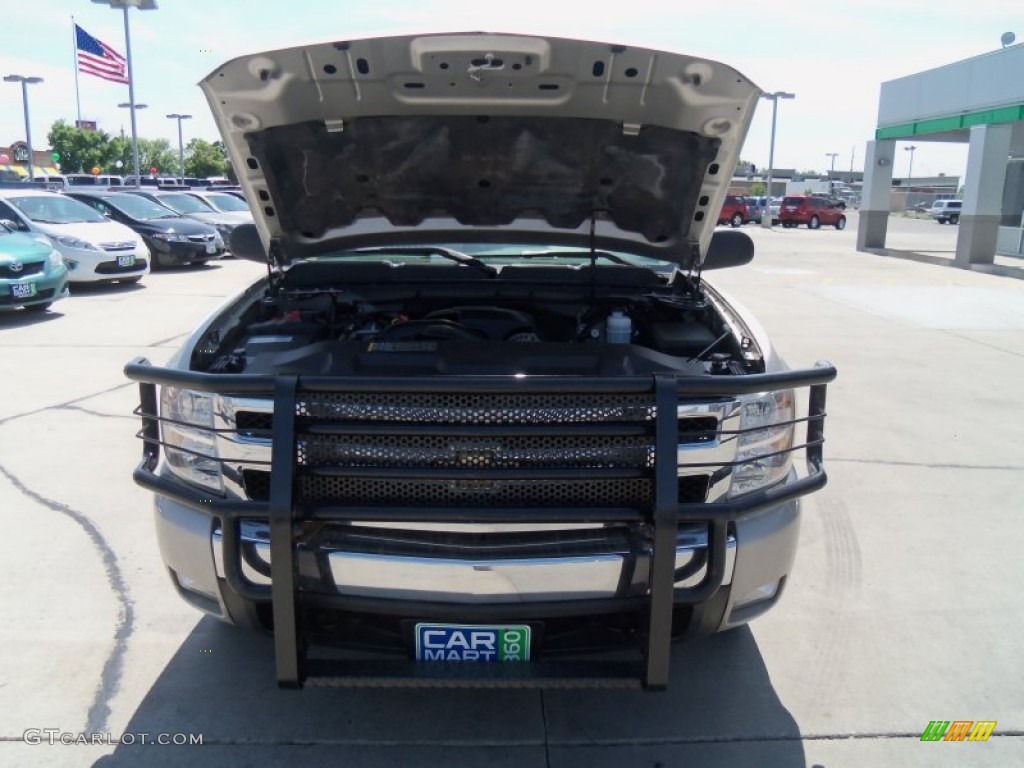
213, 521, 736, 604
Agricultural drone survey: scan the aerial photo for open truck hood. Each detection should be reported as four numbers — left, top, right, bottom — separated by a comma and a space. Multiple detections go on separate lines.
200, 33, 761, 269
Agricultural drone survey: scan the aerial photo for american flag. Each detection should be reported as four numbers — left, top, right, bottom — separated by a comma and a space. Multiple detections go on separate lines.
75, 24, 128, 84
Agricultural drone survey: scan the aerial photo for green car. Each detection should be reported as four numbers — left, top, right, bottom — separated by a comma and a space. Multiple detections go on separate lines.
0, 221, 69, 312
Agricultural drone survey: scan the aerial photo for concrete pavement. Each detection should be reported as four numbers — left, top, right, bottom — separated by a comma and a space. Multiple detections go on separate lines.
1, 216, 1021, 766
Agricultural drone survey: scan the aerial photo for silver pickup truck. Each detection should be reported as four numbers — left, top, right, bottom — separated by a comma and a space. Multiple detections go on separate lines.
126, 32, 835, 690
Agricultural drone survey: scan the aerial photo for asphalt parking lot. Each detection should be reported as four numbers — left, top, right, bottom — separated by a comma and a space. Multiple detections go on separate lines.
1, 212, 1022, 767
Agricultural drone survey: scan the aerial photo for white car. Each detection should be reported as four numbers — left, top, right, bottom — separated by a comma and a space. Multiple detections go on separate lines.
0, 190, 149, 283
929, 199, 962, 224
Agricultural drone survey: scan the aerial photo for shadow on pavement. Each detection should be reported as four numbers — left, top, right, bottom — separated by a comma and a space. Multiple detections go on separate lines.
93, 617, 804, 767
68, 280, 146, 296
0, 307, 65, 327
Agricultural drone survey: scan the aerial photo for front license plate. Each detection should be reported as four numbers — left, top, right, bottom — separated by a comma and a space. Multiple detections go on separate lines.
117, 254, 135, 267
11, 283, 37, 298
415, 623, 531, 662
205, 242, 217, 254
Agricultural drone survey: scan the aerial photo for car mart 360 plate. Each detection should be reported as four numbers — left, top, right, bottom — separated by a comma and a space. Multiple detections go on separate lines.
415, 623, 531, 661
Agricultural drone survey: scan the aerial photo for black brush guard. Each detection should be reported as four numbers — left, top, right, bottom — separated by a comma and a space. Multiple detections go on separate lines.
126, 359, 836, 690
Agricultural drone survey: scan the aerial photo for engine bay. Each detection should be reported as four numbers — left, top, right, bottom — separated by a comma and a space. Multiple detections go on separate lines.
193, 262, 761, 378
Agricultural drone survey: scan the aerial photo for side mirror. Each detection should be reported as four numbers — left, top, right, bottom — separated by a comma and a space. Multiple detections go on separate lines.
703, 230, 754, 270
0, 218, 25, 232
229, 222, 268, 262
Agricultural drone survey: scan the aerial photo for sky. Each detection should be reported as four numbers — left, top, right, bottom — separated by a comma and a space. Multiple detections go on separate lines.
1, 0, 1020, 180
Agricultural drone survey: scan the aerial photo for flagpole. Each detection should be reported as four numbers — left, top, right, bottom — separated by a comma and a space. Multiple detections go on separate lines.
122, 6, 141, 184
72, 16, 82, 124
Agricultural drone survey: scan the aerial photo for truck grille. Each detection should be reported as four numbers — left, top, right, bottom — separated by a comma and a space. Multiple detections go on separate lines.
296, 391, 656, 425
241, 469, 710, 507
299, 475, 655, 507
231, 392, 719, 509
299, 433, 655, 470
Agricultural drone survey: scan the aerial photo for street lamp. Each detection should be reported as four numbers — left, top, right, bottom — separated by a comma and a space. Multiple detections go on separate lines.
904, 145, 917, 183
92, 0, 158, 184
166, 113, 192, 184
4, 75, 44, 181
760, 91, 795, 228
118, 103, 148, 178
825, 152, 838, 192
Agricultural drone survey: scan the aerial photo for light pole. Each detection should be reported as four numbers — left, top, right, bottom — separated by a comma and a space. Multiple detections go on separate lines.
166, 113, 191, 184
904, 145, 917, 183
4, 75, 44, 181
825, 152, 838, 192
118, 102, 148, 178
92, 0, 158, 185
760, 91, 795, 228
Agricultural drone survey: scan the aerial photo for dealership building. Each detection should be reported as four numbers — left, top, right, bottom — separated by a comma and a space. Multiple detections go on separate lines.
858, 42, 1024, 265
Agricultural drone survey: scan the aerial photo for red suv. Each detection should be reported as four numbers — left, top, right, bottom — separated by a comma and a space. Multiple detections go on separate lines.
779, 195, 847, 229
717, 195, 749, 227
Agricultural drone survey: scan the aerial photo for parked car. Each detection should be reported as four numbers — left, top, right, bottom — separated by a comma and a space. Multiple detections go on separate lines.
216, 187, 246, 201
63, 190, 223, 269
124, 31, 837, 691
123, 176, 186, 189
778, 195, 847, 229
122, 189, 249, 243
0, 190, 148, 283
65, 173, 124, 188
929, 199, 962, 224
717, 194, 749, 227
745, 197, 764, 223
0, 220, 69, 311
183, 189, 253, 219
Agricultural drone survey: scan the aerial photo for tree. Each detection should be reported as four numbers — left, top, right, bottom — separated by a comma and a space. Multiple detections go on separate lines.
134, 138, 178, 176
184, 138, 227, 178
749, 182, 766, 196
212, 140, 237, 183
47, 120, 114, 174
45, 119, 223, 177
107, 135, 132, 174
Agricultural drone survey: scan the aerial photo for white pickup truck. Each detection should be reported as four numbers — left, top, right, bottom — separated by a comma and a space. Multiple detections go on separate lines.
125, 31, 836, 691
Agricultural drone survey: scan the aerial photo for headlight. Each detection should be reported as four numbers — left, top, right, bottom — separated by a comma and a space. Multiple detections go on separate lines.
729, 390, 795, 497
51, 235, 99, 251
47, 249, 64, 269
152, 232, 188, 243
160, 386, 223, 493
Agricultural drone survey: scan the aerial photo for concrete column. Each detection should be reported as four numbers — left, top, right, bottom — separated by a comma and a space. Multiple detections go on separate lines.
955, 123, 1012, 267
856, 140, 895, 251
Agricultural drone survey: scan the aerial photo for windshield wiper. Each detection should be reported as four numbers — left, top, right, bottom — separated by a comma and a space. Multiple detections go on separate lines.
352, 246, 498, 276
478, 249, 671, 271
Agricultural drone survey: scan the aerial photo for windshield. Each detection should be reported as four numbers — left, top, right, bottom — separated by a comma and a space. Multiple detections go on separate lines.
329, 243, 674, 272
156, 193, 214, 214
105, 194, 180, 220
203, 193, 249, 212
8, 195, 107, 224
